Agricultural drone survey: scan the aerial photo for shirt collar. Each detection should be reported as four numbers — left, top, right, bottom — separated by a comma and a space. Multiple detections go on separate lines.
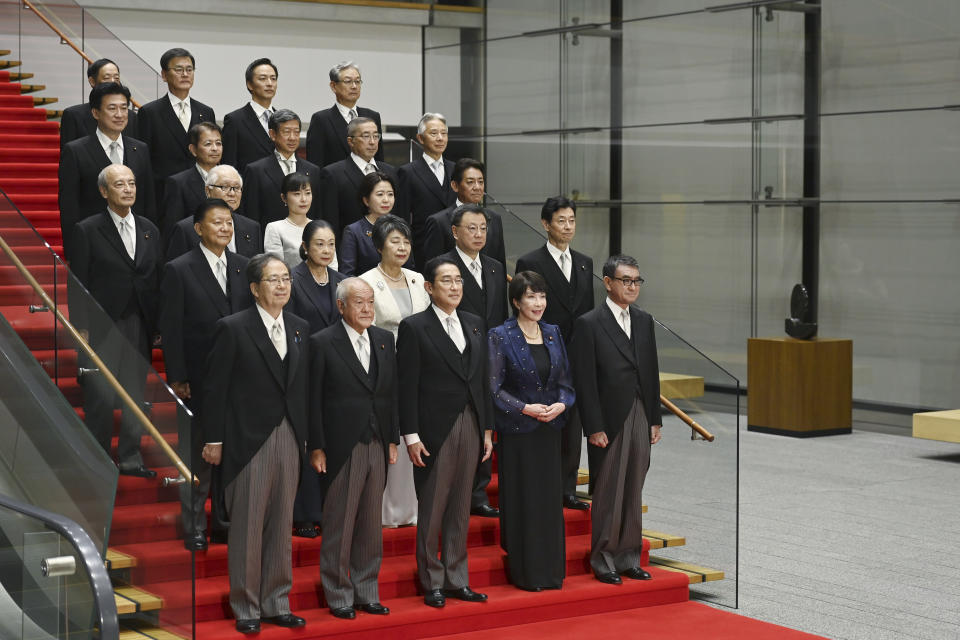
341, 320, 368, 346
422, 152, 443, 169
335, 101, 357, 120
249, 100, 273, 119
96, 127, 122, 155
195, 164, 210, 181
456, 245, 480, 268
351, 152, 376, 173
432, 303, 459, 325
454, 198, 465, 208
605, 297, 629, 319
545, 240, 570, 263
198, 241, 225, 271
275, 149, 296, 163
167, 92, 189, 109
256, 303, 283, 331
107, 207, 133, 229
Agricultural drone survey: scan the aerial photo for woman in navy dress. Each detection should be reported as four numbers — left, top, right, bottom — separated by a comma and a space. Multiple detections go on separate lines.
488, 271, 575, 591
339, 171, 413, 275
287, 219, 345, 536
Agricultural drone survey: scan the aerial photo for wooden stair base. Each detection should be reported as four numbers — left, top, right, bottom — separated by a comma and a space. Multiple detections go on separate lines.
912, 409, 960, 443
650, 556, 725, 584
17, 83, 46, 93
32, 96, 57, 105
119, 622, 188, 640
45, 109, 63, 119
114, 584, 164, 615
5, 72, 35, 80
0, 60, 22, 69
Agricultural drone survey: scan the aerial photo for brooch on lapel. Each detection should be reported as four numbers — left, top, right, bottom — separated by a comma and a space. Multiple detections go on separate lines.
244, 234, 251, 241
294, 330, 301, 344
580, 265, 586, 270
376, 280, 385, 291
365, 230, 372, 237
472, 327, 479, 335
380, 343, 385, 350
547, 334, 554, 342
410, 277, 417, 285
236, 267, 241, 274
143, 232, 150, 240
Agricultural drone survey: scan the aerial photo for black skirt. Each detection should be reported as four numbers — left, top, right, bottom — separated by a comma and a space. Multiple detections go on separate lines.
498, 423, 565, 590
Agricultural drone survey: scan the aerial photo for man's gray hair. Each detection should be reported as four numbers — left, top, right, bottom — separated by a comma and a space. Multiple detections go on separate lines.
205, 164, 242, 188
347, 116, 376, 138
336, 277, 373, 304
97, 163, 126, 190
417, 112, 446, 136
329, 61, 360, 83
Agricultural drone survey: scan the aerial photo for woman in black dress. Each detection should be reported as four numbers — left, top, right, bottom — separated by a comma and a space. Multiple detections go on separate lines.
487, 271, 575, 591
287, 219, 344, 536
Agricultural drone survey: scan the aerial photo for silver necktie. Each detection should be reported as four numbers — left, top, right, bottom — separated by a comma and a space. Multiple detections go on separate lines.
108, 141, 122, 165
216, 259, 227, 294
446, 316, 465, 353
348, 108, 358, 121
621, 309, 631, 338
470, 260, 482, 288
560, 253, 571, 281
271, 320, 286, 359
177, 101, 189, 131
357, 334, 370, 373
261, 110, 271, 132
120, 219, 135, 259
364, 162, 376, 175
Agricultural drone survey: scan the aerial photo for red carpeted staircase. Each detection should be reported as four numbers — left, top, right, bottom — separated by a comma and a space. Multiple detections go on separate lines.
0, 58, 819, 640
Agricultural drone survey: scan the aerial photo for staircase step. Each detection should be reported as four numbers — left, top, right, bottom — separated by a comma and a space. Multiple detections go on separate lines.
114, 584, 164, 615
0, 146, 59, 162
0, 134, 60, 147
0, 60, 23, 69
0, 161, 59, 176
0, 225, 60, 242
46, 109, 63, 119
18, 84, 47, 94
106, 548, 137, 570
649, 556, 725, 583
0, 106, 47, 121
32, 96, 58, 106
0, 72, 35, 80
0, 94, 35, 108
0, 83, 27, 95
120, 623, 186, 640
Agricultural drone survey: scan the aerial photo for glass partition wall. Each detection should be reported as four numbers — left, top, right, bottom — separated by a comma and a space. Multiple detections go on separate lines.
425, 0, 960, 413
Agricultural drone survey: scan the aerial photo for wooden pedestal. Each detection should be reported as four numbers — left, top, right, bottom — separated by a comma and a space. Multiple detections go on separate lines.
747, 337, 852, 437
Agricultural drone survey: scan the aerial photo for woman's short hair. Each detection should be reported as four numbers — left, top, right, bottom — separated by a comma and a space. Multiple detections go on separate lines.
371, 214, 411, 252
358, 171, 397, 208
509, 270, 548, 315
281, 171, 311, 195
299, 219, 335, 261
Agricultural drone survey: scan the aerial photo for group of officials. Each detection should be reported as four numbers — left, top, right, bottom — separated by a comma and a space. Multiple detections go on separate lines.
57, 48, 664, 634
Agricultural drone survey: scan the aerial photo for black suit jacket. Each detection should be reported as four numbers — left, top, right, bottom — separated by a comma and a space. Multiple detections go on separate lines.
159, 247, 252, 401
442, 249, 508, 333
200, 306, 310, 488
241, 154, 323, 228
421, 205, 507, 269
165, 212, 262, 262
396, 308, 492, 480
68, 211, 162, 339
397, 156, 455, 269
319, 158, 398, 235
60, 103, 139, 147
287, 261, 346, 335
137, 95, 216, 197
159, 166, 205, 241
58, 133, 156, 259
571, 304, 662, 448
222, 103, 275, 173
308, 322, 399, 487
305, 105, 383, 168
515, 245, 594, 343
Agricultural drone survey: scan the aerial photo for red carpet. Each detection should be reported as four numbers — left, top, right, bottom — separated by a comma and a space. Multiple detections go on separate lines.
0, 64, 820, 640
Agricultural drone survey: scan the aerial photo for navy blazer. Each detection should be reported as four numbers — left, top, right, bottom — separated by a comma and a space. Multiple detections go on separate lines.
340, 216, 415, 276
488, 319, 575, 434
287, 261, 346, 334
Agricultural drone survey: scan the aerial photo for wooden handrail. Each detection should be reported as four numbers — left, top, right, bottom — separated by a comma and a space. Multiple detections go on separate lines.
0, 231, 197, 486
660, 395, 715, 441
21, 0, 142, 109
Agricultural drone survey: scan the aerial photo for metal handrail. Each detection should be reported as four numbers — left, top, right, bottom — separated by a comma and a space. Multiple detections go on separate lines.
20, 0, 142, 108
0, 230, 197, 486
0, 492, 119, 640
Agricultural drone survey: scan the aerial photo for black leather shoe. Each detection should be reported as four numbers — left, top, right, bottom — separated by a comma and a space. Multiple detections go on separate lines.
621, 567, 652, 580
595, 571, 622, 585
293, 524, 318, 538
562, 495, 590, 511
331, 606, 356, 619
119, 464, 157, 479
443, 586, 487, 602
424, 589, 445, 608
183, 534, 207, 551
355, 602, 389, 615
235, 619, 260, 634
470, 504, 500, 518
261, 613, 305, 628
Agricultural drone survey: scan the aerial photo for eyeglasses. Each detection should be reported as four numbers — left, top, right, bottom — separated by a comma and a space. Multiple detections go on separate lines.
338, 78, 363, 87
168, 66, 195, 76
261, 275, 291, 285
350, 132, 380, 142
437, 276, 464, 286
458, 224, 487, 235
612, 276, 644, 288
212, 184, 242, 194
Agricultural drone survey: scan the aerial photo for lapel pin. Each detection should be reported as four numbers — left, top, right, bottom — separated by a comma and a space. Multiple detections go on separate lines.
365, 230, 373, 237
143, 232, 150, 239
294, 330, 301, 344
472, 327, 479, 335
376, 280, 385, 291
380, 343, 385, 350
245, 234, 251, 241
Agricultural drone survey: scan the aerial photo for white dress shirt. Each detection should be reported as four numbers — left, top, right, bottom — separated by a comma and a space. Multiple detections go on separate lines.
96, 127, 123, 162
335, 101, 358, 124
195, 164, 210, 182
351, 152, 377, 175
249, 100, 274, 132
167, 92, 191, 126
107, 207, 136, 258
275, 149, 297, 176
342, 321, 371, 371
257, 303, 286, 355
606, 297, 631, 337
402, 304, 465, 447
545, 241, 573, 281
456, 246, 483, 289
198, 242, 228, 294
423, 152, 445, 185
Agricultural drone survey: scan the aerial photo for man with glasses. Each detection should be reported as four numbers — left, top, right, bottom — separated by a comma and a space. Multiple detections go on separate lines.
223, 58, 281, 173
58, 82, 155, 259
421, 158, 506, 269
241, 109, 322, 228
319, 116, 399, 235
201, 254, 310, 634
138, 48, 216, 205
166, 165, 262, 261
397, 113, 456, 268
306, 61, 384, 168
397, 257, 493, 609
516, 196, 594, 512
60, 58, 140, 146
439, 204, 507, 519
571, 254, 662, 586
159, 121, 223, 242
